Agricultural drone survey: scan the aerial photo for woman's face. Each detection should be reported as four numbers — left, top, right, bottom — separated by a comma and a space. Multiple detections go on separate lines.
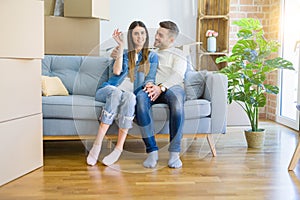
131, 26, 147, 50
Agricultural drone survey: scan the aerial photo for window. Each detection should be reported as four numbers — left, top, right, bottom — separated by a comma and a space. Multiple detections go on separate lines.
277, 0, 300, 130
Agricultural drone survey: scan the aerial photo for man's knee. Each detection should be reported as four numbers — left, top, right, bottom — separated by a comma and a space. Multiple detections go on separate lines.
136, 91, 151, 117
136, 91, 150, 109
136, 90, 148, 101
167, 86, 186, 105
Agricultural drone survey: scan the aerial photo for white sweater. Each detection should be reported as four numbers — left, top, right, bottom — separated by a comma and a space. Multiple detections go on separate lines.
155, 47, 187, 88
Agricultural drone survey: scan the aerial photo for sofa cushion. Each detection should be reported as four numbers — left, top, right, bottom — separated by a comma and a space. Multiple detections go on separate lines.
42, 55, 111, 97
72, 56, 112, 96
42, 55, 82, 94
157, 117, 211, 134
42, 95, 104, 120
43, 95, 210, 121
42, 76, 69, 96
184, 99, 210, 119
184, 71, 207, 100
151, 99, 210, 122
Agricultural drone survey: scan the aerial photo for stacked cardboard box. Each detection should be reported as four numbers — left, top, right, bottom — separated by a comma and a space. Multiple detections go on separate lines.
64, 0, 110, 20
0, 0, 44, 186
45, 16, 101, 55
44, 0, 56, 16
44, 0, 110, 55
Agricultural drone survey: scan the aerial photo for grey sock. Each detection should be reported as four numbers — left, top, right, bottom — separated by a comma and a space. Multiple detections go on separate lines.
102, 148, 122, 166
168, 152, 182, 168
87, 144, 101, 166
143, 151, 158, 168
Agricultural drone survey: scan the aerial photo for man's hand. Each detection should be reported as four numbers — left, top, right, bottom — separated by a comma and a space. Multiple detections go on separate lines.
144, 83, 162, 101
110, 47, 120, 59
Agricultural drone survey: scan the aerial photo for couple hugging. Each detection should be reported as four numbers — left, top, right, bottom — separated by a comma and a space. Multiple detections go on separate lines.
87, 20, 187, 169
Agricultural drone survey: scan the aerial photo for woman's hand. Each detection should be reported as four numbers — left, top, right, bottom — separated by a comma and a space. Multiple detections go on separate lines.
111, 29, 125, 75
112, 29, 124, 47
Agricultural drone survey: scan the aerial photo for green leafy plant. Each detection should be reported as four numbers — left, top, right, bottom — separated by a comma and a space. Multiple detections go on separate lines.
217, 18, 294, 131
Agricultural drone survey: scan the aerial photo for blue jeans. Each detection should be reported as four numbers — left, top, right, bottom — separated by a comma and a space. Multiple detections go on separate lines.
136, 85, 185, 153
95, 85, 136, 129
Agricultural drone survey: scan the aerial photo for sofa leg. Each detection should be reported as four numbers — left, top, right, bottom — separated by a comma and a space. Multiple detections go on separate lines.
206, 134, 217, 157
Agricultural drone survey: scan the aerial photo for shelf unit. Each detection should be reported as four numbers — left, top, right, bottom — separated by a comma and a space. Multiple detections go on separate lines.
196, 0, 230, 71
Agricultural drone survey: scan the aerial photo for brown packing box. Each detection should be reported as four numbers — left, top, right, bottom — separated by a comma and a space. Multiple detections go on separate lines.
44, 0, 56, 15
64, 0, 110, 20
45, 16, 101, 55
0, 0, 44, 59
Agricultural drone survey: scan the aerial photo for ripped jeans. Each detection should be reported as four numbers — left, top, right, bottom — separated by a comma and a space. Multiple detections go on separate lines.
95, 85, 136, 129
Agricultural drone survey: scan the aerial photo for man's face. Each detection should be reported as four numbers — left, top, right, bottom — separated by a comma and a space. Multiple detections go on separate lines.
154, 27, 173, 49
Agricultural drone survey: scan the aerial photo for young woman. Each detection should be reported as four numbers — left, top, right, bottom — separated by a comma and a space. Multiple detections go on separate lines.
87, 21, 158, 166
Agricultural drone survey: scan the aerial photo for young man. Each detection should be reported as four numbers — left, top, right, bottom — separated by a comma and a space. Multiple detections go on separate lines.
135, 21, 187, 168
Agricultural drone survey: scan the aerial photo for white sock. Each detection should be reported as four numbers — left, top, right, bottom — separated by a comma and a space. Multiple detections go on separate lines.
102, 148, 122, 166
87, 144, 101, 166
168, 152, 182, 168
143, 151, 158, 168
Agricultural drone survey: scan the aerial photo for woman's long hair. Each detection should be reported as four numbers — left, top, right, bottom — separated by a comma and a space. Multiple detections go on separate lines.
127, 21, 150, 82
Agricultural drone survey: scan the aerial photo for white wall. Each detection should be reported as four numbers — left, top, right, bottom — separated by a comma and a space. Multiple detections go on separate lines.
100, 0, 197, 49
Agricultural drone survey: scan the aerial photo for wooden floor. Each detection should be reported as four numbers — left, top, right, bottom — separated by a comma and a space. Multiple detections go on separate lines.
1, 121, 300, 199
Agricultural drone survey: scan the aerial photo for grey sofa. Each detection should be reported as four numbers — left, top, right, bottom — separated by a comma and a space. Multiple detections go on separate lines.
42, 55, 228, 156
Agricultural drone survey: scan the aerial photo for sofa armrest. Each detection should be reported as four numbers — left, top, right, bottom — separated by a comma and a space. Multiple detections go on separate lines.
203, 72, 228, 134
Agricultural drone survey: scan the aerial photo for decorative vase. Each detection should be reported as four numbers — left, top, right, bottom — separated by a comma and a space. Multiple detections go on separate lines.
207, 37, 216, 52
244, 129, 265, 148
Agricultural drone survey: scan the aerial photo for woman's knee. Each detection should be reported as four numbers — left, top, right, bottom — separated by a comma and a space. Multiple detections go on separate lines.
111, 87, 123, 99
102, 87, 123, 108
122, 92, 136, 106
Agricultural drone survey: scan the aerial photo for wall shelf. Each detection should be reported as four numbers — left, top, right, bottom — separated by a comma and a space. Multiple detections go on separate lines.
199, 15, 229, 20
196, 0, 230, 71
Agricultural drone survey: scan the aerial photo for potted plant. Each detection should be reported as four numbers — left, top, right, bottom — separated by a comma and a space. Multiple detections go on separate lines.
216, 18, 294, 148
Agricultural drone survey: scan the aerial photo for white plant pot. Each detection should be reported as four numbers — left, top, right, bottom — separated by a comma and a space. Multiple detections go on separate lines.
207, 37, 216, 52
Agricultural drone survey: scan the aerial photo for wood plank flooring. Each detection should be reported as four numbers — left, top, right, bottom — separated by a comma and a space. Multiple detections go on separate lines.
1, 121, 300, 199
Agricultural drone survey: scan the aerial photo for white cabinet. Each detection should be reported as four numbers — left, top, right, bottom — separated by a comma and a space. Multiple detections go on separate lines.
0, 114, 43, 186
0, 0, 44, 59
0, 59, 41, 122
0, 0, 43, 186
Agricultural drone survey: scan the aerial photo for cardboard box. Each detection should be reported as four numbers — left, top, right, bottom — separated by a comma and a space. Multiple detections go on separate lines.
0, 0, 44, 59
64, 0, 110, 20
0, 114, 43, 186
44, 0, 56, 15
45, 16, 101, 55
0, 58, 42, 123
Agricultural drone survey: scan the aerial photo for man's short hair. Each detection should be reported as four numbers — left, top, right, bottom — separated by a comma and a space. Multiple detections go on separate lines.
159, 21, 179, 38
